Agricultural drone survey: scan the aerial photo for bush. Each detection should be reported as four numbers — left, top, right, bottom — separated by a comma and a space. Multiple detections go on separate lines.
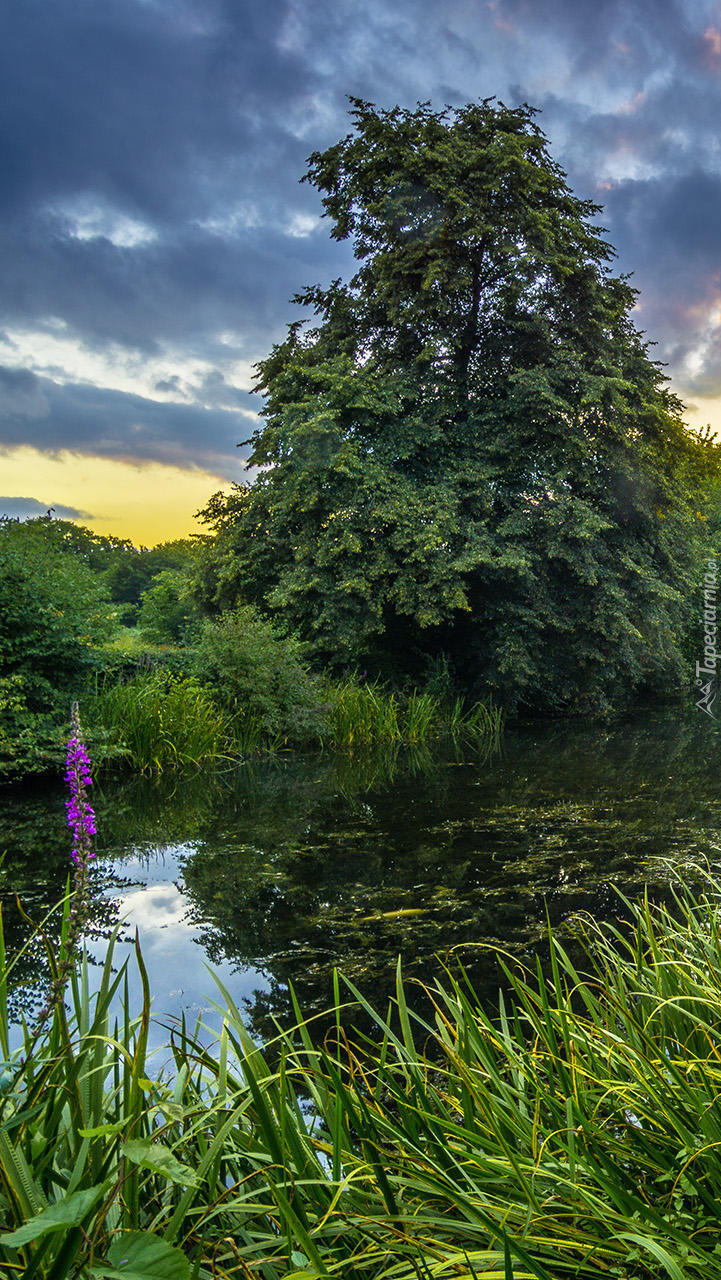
0, 521, 113, 695
0, 519, 115, 781
195, 604, 326, 743
0, 675, 64, 782
138, 568, 201, 645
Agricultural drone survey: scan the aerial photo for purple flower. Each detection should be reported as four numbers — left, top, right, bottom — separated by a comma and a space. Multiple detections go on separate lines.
32, 702, 98, 1032
64, 708, 96, 868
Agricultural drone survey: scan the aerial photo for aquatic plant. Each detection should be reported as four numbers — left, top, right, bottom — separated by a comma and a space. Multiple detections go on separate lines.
89, 670, 235, 772
3, 867, 721, 1275
326, 680, 401, 749
326, 679, 504, 753
89, 665, 505, 771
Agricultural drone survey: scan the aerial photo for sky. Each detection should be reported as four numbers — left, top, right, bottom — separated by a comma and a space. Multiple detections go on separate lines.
3, 0, 721, 544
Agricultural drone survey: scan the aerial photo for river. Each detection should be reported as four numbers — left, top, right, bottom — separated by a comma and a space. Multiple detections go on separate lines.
2, 707, 719, 1049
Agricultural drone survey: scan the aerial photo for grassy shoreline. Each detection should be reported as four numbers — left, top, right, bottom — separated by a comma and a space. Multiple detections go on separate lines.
1, 870, 721, 1276
2, 617, 505, 784
86, 668, 505, 774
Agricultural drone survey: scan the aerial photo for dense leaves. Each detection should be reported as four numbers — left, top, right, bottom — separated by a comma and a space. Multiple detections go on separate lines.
199, 99, 721, 712
138, 568, 200, 644
0, 519, 115, 779
195, 605, 326, 742
0, 518, 113, 694
0, 518, 207, 781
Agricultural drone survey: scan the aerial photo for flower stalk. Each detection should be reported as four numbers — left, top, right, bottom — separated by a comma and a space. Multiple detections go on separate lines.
34, 701, 97, 1027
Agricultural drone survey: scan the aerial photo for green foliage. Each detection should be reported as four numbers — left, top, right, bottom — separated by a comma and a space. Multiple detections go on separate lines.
7, 517, 204, 625
8, 874, 721, 1276
326, 679, 503, 751
0, 516, 210, 782
0, 518, 115, 781
195, 604, 327, 744
0, 911, 206, 1280
105, 537, 201, 625
0, 676, 64, 782
138, 568, 200, 645
199, 98, 721, 713
88, 671, 234, 772
0, 518, 114, 692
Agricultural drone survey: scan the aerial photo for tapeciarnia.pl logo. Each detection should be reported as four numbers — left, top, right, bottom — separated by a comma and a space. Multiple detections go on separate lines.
696, 558, 719, 719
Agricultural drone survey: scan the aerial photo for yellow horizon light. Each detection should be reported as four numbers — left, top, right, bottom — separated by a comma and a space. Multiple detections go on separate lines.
0, 447, 238, 545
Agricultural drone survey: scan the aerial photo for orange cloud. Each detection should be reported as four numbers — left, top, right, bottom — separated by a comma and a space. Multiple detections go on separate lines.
703, 26, 721, 67
486, 0, 515, 33
618, 90, 645, 114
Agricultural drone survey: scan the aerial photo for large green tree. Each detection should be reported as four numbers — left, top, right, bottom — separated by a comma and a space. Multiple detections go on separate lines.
200, 98, 718, 712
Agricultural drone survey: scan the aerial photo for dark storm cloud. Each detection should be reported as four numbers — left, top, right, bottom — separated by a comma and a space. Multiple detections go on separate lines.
0, 366, 50, 419
0, 371, 256, 473
0, 497, 94, 522
4, 0, 721, 473
0, 218, 341, 354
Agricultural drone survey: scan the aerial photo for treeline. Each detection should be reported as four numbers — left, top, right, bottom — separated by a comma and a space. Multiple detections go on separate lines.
0, 516, 197, 779
0, 514, 502, 783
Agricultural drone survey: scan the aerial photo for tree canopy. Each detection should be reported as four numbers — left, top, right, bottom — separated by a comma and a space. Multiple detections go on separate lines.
200, 98, 720, 712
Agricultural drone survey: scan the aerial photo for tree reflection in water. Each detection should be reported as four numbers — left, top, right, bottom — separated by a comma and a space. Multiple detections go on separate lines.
2, 709, 720, 1040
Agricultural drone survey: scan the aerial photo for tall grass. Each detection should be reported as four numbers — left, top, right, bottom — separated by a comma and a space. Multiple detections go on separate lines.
89, 671, 236, 771
6, 871, 721, 1276
326, 680, 504, 753
90, 669, 505, 770
326, 681, 402, 749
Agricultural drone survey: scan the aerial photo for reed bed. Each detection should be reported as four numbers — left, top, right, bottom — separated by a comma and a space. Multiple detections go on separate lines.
325, 680, 504, 753
88, 670, 237, 771
3, 873, 721, 1277
90, 670, 505, 769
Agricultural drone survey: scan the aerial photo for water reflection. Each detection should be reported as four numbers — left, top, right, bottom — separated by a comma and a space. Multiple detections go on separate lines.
1, 709, 720, 1041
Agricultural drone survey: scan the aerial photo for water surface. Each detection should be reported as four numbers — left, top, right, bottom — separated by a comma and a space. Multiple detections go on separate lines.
2, 708, 719, 1045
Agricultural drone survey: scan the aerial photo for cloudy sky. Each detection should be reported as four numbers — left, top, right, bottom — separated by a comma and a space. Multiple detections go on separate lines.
2, 0, 721, 542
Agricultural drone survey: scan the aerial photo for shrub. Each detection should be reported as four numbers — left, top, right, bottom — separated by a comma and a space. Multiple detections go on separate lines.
195, 604, 326, 743
0, 518, 115, 781
89, 670, 234, 771
0, 675, 64, 782
0, 518, 114, 698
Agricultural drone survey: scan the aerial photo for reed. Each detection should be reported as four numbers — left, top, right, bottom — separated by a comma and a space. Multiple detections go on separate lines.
326, 680, 401, 749
89, 663, 505, 770
455, 697, 505, 749
89, 670, 235, 771
326, 680, 504, 754
401, 689, 437, 743
5, 871, 721, 1277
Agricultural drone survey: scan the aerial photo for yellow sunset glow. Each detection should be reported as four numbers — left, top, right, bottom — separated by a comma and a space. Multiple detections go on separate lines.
0, 447, 234, 545
683, 395, 721, 441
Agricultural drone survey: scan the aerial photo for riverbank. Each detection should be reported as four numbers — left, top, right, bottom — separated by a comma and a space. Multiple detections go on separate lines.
2, 864, 721, 1278
2, 619, 505, 785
